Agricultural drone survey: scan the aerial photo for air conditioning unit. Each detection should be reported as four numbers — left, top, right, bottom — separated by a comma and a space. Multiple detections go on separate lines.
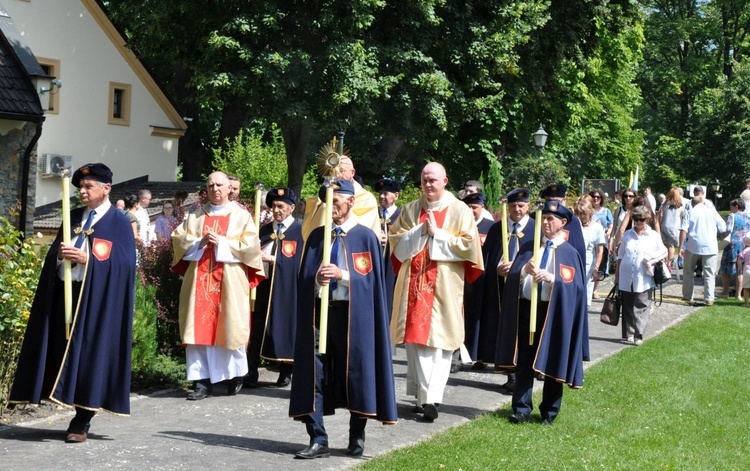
39, 154, 73, 178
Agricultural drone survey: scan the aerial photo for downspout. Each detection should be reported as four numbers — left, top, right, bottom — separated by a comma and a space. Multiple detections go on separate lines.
19, 116, 45, 237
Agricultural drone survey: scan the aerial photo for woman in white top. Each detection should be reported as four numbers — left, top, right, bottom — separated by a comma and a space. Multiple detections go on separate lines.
615, 206, 667, 346
574, 196, 606, 307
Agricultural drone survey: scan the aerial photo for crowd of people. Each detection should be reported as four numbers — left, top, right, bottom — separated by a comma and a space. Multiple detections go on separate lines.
9, 159, 740, 459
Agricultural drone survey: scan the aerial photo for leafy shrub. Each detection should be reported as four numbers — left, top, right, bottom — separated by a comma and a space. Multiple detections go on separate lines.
213, 127, 320, 201
137, 240, 183, 358
0, 219, 45, 413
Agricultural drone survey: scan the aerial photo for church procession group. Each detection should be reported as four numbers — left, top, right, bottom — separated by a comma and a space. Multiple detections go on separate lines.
8, 156, 591, 460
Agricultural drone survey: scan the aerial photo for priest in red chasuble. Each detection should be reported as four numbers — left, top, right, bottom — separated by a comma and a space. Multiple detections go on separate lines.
389, 162, 484, 422
172, 171, 264, 400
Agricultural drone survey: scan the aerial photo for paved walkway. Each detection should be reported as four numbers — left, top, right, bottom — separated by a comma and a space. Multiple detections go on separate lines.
0, 275, 705, 470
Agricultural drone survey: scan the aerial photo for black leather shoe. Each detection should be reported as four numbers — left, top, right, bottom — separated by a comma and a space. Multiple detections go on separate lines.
450, 363, 461, 373
412, 405, 424, 414
498, 380, 515, 395
423, 403, 439, 422
294, 443, 330, 459
275, 374, 291, 388
509, 412, 530, 424
346, 431, 365, 456
187, 388, 208, 400
243, 373, 259, 388
227, 378, 243, 395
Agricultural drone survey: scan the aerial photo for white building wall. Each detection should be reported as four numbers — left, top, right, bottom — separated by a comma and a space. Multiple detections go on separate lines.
5, 0, 181, 206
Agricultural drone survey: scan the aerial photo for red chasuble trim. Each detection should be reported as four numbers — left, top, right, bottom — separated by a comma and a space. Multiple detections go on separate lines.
193, 215, 230, 345
403, 208, 448, 345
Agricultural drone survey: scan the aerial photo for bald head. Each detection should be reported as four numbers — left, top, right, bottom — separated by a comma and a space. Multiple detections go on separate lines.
421, 162, 448, 202
207, 171, 230, 205
336, 156, 355, 182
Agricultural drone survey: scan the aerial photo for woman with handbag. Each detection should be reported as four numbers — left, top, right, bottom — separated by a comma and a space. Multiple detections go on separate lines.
615, 206, 667, 346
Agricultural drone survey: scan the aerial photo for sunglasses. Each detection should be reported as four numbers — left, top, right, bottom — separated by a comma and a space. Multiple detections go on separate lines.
592, 196, 601, 199
623, 194, 635, 199
632, 217, 647, 222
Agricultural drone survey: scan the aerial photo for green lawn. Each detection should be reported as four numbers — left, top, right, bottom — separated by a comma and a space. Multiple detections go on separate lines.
360, 304, 750, 470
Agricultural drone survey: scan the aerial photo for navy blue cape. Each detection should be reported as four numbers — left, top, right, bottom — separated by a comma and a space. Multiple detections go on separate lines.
10, 205, 136, 414
495, 239, 588, 388
464, 217, 534, 363
255, 220, 303, 361
289, 223, 397, 424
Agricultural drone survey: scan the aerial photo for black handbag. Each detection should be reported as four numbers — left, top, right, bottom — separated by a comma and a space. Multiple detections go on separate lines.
600, 286, 620, 326
654, 260, 671, 285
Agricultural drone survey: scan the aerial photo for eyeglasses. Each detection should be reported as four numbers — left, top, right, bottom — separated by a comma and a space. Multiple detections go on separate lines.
623, 194, 635, 199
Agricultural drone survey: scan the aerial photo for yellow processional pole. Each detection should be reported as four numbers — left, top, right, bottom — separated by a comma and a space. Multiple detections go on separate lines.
500, 198, 509, 267
529, 201, 544, 345
250, 182, 264, 312
60, 168, 73, 339
316, 136, 344, 354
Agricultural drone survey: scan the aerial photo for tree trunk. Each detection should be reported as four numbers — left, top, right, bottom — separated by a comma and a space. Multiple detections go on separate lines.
281, 121, 312, 205
218, 101, 245, 150
375, 136, 405, 170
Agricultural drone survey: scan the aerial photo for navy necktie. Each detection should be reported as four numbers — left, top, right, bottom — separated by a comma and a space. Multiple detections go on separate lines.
329, 227, 343, 291
539, 240, 554, 270
272, 223, 283, 254
509, 222, 520, 261
74, 210, 96, 249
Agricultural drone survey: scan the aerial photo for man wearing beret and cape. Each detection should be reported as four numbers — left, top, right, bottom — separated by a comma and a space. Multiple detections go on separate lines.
245, 187, 303, 388
497, 200, 588, 426
290, 179, 397, 460
375, 177, 401, 316
172, 171, 264, 400
389, 162, 484, 422
465, 188, 534, 393
10, 163, 136, 443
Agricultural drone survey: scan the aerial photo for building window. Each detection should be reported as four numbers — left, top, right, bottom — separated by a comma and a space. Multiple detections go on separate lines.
108, 82, 131, 126
37, 58, 60, 114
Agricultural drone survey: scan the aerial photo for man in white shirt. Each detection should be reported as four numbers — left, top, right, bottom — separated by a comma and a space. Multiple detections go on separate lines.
678, 186, 726, 306
135, 189, 154, 245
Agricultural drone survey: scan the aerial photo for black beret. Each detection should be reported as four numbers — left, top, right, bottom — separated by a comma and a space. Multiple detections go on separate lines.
506, 187, 531, 203
540, 183, 567, 199
265, 187, 296, 207
374, 178, 400, 194
72, 163, 113, 187
461, 192, 486, 206
318, 179, 355, 201
542, 200, 573, 221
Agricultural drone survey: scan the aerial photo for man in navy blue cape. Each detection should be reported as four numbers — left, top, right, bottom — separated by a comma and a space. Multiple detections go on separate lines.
246, 187, 303, 387
289, 179, 397, 460
375, 177, 401, 317
496, 200, 588, 425
459, 191, 494, 371
10, 163, 136, 443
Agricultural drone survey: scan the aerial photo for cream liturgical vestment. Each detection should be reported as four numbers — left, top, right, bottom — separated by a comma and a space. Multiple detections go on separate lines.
301, 180, 381, 240
389, 192, 484, 351
171, 202, 264, 350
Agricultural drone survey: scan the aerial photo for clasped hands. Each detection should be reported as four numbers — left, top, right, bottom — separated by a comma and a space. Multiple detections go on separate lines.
316, 263, 343, 286
57, 242, 88, 265
199, 230, 222, 249
523, 259, 554, 283
420, 210, 438, 237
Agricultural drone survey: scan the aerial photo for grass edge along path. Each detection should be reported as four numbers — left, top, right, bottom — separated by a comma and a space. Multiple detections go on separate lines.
359, 304, 750, 471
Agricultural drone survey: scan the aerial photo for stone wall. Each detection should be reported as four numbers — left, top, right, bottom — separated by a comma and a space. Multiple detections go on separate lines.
0, 121, 38, 236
